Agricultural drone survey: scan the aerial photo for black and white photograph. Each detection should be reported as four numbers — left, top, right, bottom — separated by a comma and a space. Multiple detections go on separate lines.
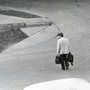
0, 0, 90, 90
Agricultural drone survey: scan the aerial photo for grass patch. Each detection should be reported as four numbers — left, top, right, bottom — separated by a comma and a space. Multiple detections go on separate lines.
0, 9, 41, 18
0, 28, 28, 52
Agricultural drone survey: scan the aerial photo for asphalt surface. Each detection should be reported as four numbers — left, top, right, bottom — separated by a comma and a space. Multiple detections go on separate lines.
0, 0, 90, 90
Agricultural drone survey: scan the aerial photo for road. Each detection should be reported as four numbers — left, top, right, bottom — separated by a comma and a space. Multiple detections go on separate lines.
0, 0, 90, 90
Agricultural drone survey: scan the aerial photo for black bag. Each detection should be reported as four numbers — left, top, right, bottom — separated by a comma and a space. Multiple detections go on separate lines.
55, 55, 61, 64
67, 52, 74, 63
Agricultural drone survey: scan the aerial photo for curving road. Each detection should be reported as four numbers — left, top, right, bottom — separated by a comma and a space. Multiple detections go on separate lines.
0, 0, 90, 90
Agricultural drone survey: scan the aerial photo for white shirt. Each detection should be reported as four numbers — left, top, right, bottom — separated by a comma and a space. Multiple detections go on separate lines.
57, 37, 70, 54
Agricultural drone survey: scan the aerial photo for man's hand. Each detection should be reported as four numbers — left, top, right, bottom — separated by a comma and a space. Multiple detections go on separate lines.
56, 54, 60, 56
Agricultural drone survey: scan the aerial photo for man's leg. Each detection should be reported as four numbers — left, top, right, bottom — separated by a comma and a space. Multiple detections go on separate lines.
65, 60, 69, 70
60, 55, 65, 70
61, 61, 65, 70
64, 54, 69, 70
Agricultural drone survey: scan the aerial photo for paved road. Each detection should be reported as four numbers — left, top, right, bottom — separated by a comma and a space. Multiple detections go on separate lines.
0, 0, 90, 90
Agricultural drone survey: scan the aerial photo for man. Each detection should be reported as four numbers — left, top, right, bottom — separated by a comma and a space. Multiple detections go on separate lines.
56, 33, 70, 70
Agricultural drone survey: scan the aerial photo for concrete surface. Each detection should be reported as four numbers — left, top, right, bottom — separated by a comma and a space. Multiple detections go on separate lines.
0, 0, 90, 90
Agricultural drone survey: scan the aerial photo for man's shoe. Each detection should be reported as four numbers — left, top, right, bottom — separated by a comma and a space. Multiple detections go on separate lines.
62, 68, 65, 70
71, 62, 73, 66
66, 66, 69, 70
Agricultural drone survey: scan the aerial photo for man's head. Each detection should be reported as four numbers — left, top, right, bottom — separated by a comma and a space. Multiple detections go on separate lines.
57, 33, 64, 37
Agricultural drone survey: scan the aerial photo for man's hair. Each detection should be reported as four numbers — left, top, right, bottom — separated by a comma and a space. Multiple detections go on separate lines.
57, 33, 64, 37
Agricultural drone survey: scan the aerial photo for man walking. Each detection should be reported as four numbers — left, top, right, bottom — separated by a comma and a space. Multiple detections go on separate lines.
56, 33, 70, 70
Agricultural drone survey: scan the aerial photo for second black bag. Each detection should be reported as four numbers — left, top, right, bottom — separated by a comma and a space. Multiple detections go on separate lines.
67, 52, 74, 63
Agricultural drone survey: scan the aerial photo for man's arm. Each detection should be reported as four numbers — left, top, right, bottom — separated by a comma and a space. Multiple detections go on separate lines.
56, 40, 60, 55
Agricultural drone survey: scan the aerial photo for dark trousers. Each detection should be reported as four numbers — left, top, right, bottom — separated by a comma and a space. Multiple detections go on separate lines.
60, 54, 69, 70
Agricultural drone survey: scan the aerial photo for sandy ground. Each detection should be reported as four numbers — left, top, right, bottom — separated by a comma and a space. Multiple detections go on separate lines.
0, 0, 90, 90
24, 78, 90, 90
